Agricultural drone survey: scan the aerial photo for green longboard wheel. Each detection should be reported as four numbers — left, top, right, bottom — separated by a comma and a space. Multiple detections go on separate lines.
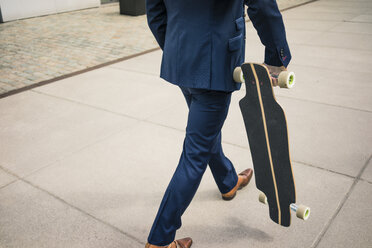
233, 67, 245, 83
290, 203, 311, 220
278, 71, 295, 89
296, 205, 310, 220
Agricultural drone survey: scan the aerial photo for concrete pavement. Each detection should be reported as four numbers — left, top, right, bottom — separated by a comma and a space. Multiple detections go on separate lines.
1, 0, 372, 247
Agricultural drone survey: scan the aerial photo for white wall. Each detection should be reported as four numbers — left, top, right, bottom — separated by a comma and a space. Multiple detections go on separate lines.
0, 0, 100, 22
55, 0, 100, 13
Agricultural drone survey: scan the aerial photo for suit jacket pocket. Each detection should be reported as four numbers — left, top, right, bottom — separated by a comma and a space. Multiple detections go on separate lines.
228, 33, 243, 52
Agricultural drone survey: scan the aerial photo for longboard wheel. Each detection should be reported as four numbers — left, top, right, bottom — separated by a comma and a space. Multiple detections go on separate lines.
296, 205, 310, 220
278, 71, 295, 89
290, 203, 311, 220
258, 192, 268, 204
233, 67, 245, 83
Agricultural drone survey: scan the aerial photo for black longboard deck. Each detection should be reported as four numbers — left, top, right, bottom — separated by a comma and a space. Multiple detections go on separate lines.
239, 63, 296, 227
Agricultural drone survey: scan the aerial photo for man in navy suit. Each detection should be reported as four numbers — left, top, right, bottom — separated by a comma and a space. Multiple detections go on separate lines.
145, 0, 291, 247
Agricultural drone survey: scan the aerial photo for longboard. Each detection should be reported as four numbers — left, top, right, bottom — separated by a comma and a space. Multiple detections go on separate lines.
234, 63, 310, 226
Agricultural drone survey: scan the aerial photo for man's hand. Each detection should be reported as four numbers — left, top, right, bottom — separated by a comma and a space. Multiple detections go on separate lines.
263, 63, 287, 87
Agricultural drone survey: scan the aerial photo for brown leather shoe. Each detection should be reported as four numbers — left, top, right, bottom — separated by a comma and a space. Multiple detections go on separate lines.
145, 237, 193, 248
221, 168, 253, 201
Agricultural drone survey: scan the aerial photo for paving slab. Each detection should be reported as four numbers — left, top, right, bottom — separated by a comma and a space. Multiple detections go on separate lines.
282, 8, 358, 21
291, 2, 372, 14
109, 50, 162, 76
314, 0, 372, 6
33, 67, 180, 120
289, 44, 372, 74
317, 180, 372, 248
285, 29, 327, 47
0, 91, 137, 177
330, 22, 372, 35
270, 97, 372, 178
274, 64, 372, 112
245, 21, 372, 76
0, 180, 141, 248
246, 23, 327, 47
283, 19, 339, 32
361, 157, 372, 183
276, 15, 372, 51
0, 167, 16, 188
310, 31, 372, 51
351, 14, 372, 23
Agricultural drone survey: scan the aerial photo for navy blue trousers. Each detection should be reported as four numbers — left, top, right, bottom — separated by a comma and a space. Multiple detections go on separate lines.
147, 86, 239, 246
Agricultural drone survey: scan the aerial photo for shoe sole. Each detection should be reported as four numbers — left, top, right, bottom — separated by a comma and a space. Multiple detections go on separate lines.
222, 192, 236, 201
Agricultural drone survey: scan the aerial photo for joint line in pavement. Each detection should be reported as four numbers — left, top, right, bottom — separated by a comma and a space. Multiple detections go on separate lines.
311, 154, 372, 248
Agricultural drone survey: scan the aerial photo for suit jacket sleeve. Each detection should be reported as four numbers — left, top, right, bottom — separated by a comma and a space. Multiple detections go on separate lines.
244, 0, 291, 67
146, 0, 167, 50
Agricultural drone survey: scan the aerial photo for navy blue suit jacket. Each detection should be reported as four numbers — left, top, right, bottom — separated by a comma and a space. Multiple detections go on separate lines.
146, 0, 291, 92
